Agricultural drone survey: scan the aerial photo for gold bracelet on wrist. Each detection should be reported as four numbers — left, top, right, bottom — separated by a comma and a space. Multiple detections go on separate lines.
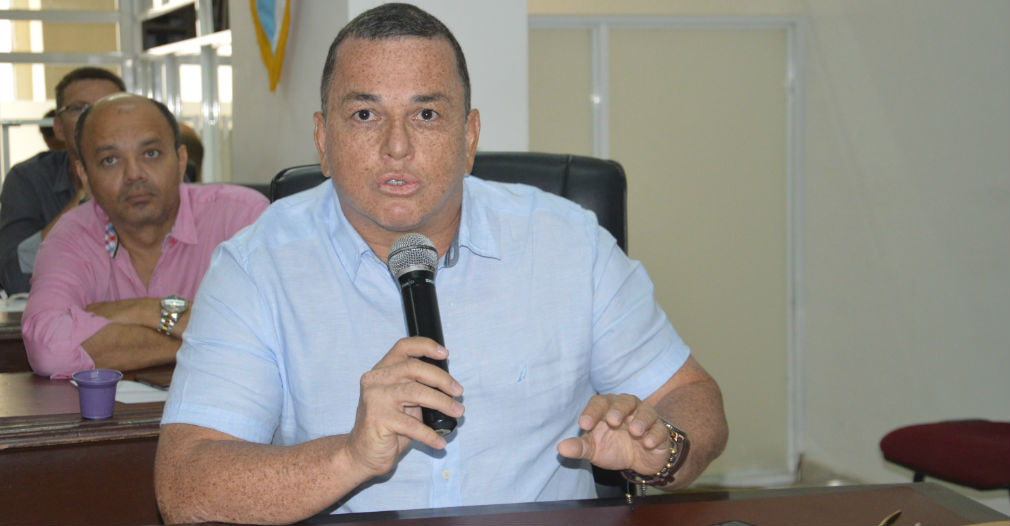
621, 420, 690, 492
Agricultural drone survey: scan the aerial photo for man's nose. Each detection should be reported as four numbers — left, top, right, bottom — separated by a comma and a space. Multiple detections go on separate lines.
122, 157, 146, 182
382, 118, 413, 160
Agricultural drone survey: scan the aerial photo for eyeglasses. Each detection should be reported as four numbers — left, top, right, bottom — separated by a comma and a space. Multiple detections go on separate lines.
56, 103, 90, 118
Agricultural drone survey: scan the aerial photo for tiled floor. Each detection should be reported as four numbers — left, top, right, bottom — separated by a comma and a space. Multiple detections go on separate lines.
602, 458, 1008, 517
598, 458, 862, 499
682, 457, 862, 493
686, 459, 1010, 517
777, 458, 863, 488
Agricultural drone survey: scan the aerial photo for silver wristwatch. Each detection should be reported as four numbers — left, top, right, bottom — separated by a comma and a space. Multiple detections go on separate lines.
157, 295, 189, 336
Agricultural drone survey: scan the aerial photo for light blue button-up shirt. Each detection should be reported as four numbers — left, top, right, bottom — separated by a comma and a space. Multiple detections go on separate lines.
162, 176, 690, 514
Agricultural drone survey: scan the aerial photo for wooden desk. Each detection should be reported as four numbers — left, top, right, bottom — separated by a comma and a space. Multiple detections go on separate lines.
308, 484, 1007, 526
0, 310, 28, 373
1, 371, 1005, 526
0, 371, 165, 525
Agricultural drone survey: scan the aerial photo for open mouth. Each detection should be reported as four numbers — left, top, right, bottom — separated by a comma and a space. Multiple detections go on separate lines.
380, 175, 420, 195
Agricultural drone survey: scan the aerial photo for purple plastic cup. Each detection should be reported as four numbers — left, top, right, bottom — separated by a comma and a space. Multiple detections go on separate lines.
72, 369, 123, 419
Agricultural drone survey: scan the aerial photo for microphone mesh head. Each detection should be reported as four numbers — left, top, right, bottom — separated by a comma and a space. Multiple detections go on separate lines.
387, 233, 438, 278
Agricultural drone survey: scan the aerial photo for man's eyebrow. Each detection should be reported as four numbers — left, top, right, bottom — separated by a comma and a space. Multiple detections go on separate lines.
341, 92, 379, 105
413, 93, 449, 104
138, 137, 165, 149
338, 92, 450, 105
91, 144, 119, 157
90, 136, 164, 156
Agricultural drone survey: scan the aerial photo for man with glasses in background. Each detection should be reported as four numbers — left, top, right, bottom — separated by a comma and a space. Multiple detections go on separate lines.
0, 67, 125, 294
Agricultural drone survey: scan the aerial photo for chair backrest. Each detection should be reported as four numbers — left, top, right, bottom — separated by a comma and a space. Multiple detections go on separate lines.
269, 152, 628, 251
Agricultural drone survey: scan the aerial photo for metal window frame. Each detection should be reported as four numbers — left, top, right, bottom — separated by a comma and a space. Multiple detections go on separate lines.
1, 2, 232, 182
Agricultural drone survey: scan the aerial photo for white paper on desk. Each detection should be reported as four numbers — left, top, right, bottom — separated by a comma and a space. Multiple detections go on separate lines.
0, 294, 28, 312
116, 380, 170, 403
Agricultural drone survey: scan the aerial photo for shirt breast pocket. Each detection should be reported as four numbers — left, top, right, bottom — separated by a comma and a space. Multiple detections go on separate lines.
455, 327, 592, 440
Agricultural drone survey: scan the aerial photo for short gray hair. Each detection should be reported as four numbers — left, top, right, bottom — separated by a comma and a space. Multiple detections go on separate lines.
319, 3, 470, 118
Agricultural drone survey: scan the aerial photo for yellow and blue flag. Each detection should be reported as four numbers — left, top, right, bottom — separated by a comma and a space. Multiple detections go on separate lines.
250, 0, 291, 91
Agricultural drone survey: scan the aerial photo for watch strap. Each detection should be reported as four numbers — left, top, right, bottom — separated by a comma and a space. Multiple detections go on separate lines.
157, 310, 180, 336
621, 420, 690, 489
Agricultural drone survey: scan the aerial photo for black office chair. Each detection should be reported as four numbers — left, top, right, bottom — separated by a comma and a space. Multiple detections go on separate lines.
269, 152, 627, 252
270, 152, 629, 494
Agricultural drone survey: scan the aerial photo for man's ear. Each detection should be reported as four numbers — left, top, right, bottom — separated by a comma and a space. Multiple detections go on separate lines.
53, 117, 67, 142
313, 112, 331, 178
464, 109, 481, 174
177, 144, 189, 183
72, 159, 91, 195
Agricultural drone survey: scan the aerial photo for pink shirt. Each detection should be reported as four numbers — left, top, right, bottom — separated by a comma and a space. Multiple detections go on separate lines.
23, 183, 269, 378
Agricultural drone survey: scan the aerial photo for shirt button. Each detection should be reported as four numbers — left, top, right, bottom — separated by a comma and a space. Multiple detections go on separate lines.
441, 469, 451, 480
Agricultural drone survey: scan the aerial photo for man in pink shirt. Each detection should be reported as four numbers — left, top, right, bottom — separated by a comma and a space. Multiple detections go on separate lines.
23, 94, 269, 378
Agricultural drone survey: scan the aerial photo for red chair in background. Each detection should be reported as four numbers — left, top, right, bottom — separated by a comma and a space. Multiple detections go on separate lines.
880, 419, 1010, 496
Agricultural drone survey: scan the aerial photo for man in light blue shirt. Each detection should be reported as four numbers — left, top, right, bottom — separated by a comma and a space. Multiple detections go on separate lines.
155, 4, 728, 524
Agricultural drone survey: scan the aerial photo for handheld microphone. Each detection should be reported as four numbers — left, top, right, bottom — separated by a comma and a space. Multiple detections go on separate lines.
387, 233, 458, 436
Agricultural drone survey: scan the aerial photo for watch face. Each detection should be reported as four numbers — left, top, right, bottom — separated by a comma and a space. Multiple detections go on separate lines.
162, 295, 188, 313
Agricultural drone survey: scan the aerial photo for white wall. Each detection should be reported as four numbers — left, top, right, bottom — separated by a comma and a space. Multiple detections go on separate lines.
230, 1, 528, 184
230, 2, 345, 183
531, 0, 1009, 513
800, 0, 1010, 513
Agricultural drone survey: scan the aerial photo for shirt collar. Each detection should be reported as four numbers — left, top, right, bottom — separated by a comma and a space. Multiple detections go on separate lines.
456, 175, 501, 262
169, 184, 198, 244
95, 184, 195, 259
325, 176, 502, 282
322, 184, 377, 282
104, 220, 120, 258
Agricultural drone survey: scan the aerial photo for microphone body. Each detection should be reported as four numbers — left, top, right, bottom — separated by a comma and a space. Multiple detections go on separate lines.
388, 234, 458, 436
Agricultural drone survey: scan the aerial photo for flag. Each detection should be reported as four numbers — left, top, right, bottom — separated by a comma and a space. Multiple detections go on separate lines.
250, 0, 291, 91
